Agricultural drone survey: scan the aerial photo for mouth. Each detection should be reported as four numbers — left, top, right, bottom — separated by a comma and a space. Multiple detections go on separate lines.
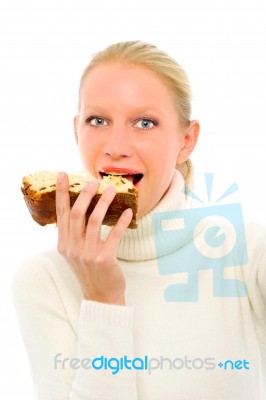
99, 168, 143, 186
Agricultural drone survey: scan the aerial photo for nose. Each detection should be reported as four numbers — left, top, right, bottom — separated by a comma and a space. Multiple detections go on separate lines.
103, 126, 132, 159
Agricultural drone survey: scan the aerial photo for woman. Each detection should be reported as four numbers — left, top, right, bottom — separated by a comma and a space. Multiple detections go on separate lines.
12, 41, 266, 399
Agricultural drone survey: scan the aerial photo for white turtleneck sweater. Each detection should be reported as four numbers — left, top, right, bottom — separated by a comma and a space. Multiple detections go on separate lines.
12, 171, 266, 400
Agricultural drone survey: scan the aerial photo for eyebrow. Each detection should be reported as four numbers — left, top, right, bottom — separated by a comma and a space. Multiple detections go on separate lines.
82, 105, 164, 117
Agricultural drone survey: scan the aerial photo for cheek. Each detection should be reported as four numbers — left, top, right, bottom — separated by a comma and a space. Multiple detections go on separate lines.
157, 133, 181, 164
77, 135, 94, 168
77, 137, 86, 159
77, 129, 93, 150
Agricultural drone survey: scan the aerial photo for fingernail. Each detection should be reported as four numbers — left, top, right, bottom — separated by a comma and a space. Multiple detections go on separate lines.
57, 172, 65, 183
124, 208, 132, 217
105, 185, 116, 194
88, 179, 98, 186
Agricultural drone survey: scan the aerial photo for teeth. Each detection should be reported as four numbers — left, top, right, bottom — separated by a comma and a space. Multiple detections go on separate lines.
109, 172, 128, 175
102, 172, 131, 176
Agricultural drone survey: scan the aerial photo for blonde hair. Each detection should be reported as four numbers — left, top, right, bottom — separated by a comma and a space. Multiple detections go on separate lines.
78, 40, 193, 188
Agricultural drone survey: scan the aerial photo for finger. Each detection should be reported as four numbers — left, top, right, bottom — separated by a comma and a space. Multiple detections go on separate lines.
69, 179, 99, 246
85, 185, 117, 248
56, 172, 70, 251
104, 208, 133, 253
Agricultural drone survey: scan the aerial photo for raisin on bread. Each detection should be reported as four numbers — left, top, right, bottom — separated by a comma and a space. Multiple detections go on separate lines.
21, 171, 138, 229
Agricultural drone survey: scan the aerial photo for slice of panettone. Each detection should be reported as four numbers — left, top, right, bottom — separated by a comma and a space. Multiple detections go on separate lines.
21, 171, 138, 229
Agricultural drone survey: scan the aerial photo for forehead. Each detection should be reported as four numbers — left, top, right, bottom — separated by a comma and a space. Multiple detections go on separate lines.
79, 61, 176, 111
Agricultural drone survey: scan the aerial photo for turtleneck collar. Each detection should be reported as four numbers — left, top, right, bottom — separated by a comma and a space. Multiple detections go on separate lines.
101, 170, 190, 262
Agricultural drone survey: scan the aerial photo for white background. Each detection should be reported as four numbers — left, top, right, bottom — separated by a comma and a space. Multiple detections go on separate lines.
0, 0, 265, 398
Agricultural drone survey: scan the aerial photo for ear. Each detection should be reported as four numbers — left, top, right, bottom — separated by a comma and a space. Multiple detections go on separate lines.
73, 115, 79, 145
176, 120, 200, 164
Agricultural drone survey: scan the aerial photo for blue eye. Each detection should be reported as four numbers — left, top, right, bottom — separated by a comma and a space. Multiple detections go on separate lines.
87, 117, 108, 126
135, 118, 156, 129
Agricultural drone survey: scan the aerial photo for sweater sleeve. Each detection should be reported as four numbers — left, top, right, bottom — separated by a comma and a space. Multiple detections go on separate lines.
256, 231, 266, 303
11, 256, 138, 400
243, 224, 266, 321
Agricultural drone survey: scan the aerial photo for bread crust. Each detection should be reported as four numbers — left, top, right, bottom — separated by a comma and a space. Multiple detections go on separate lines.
21, 174, 138, 229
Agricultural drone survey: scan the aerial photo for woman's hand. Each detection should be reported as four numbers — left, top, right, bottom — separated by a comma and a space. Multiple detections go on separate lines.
56, 172, 133, 306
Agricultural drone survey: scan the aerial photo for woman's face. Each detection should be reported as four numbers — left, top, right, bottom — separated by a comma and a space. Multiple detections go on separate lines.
74, 61, 199, 218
